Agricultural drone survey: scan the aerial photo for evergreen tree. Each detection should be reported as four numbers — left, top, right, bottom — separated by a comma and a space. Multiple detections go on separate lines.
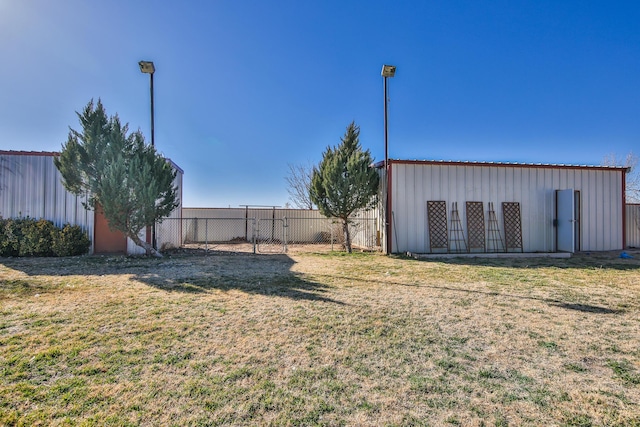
55, 99, 178, 257
310, 122, 379, 252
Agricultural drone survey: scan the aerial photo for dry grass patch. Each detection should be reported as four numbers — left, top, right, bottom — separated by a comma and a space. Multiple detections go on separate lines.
1, 250, 639, 426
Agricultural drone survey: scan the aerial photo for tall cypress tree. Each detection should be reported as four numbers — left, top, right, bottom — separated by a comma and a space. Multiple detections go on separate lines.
55, 99, 178, 257
310, 121, 379, 252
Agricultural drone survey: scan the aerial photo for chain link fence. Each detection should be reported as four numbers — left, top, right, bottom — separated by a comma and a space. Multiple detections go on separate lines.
156, 213, 380, 254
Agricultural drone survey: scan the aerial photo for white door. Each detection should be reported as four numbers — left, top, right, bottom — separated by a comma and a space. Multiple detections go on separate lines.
557, 189, 575, 253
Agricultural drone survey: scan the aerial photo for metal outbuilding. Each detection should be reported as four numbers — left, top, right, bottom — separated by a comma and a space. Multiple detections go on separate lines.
379, 159, 629, 254
0, 150, 183, 255
628, 204, 640, 248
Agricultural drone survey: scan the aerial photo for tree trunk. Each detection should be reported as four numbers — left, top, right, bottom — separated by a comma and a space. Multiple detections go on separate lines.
128, 232, 163, 258
342, 218, 352, 253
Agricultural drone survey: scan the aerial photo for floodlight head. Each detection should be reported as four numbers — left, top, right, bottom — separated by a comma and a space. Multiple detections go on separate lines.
139, 60, 155, 74
381, 64, 396, 77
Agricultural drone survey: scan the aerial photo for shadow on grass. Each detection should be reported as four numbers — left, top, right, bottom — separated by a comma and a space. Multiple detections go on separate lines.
311, 272, 626, 315
549, 303, 622, 314
0, 252, 345, 304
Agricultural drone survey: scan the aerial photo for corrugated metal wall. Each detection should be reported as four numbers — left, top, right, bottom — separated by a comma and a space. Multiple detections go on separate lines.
0, 152, 94, 238
627, 204, 640, 248
390, 162, 625, 253
158, 167, 183, 248
1, 152, 183, 256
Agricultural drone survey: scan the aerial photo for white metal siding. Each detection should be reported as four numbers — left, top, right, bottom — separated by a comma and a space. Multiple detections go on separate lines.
1, 153, 183, 256
155, 165, 183, 251
126, 231, 147, 256
0, 153, 94, 244
627, 204, 640, 248
390, 162, 624, 253
128, 162, 184, 254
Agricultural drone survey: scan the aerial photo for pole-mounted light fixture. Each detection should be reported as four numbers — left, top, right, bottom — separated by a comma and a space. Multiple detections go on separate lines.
138, 61, 155, 147
382, 64, 396, 254
138, 61, 155, 74
139, 60, 157, 251
381, 64, 396, 78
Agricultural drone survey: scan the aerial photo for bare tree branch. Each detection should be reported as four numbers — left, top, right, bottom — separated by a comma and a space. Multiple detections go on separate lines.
603, 151, 640, 203
285, 163, 315, 209
0, 156, 18, 199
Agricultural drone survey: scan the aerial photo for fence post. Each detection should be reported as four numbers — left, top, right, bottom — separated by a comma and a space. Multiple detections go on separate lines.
331, 218, 334, 251
252, 218, 256, 254
284, 216, 288, 253
205, 218, 208, 252
245, 205, 249, 241
193, 217, 198, 245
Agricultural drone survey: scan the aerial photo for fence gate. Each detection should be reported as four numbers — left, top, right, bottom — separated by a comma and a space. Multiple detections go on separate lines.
256, 218, 286, 253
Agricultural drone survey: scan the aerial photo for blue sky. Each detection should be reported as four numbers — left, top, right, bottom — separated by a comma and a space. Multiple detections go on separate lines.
1, 0, 638, 207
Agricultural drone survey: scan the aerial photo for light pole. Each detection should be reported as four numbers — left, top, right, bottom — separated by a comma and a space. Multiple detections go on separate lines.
138, 61, 155, 147
381, 64, 396, 254
139, 60, 156, 250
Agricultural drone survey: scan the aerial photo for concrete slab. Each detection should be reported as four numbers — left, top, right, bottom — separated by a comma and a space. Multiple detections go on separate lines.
407, 252, 572, 260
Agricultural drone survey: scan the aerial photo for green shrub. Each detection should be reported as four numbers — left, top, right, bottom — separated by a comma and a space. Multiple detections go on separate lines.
20, 219, 56, 257
0, 218, 27, 257
0, 219, 9, 256
0, 218, 90, 257
52, 224, 91, 257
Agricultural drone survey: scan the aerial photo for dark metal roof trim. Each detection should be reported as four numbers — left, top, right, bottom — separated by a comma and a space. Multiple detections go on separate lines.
374, 158, 630, 172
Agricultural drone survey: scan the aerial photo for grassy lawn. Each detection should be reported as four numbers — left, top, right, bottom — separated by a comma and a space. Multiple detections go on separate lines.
1, 250, 639, 426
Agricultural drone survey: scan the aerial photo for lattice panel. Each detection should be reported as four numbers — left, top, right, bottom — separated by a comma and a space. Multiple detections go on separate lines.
427, 201, 448, 252
502, 202, 523, 252
466, 202, 485, 251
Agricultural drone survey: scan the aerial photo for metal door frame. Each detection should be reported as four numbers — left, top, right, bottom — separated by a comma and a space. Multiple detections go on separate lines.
556, 189, 579, 253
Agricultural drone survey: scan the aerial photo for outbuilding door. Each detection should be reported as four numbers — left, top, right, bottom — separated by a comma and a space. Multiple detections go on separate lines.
556, 189, 580, 253
94, 204, 127, 254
